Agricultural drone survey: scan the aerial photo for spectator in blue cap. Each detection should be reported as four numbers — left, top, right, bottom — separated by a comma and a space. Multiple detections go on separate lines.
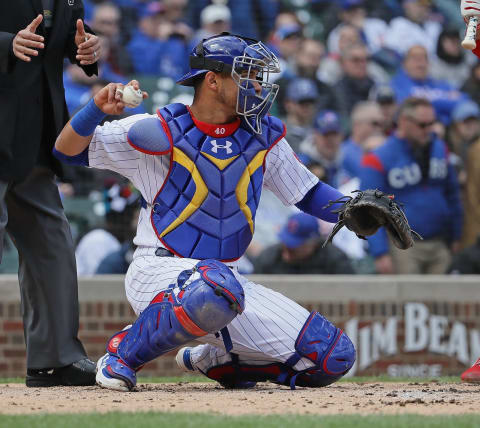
268, 12, 304, 77
283, 78, 319, 152
253, 212, 354, 274
126, 0, 189, 78
300, 111, 349, 188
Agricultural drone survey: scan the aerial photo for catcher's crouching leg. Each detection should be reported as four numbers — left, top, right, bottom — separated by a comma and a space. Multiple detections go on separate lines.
96, 259, 245, 391
203, 311, 355, 389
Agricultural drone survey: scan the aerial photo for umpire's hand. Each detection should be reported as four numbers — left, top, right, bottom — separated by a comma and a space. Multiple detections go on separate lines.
74, 19, 100, 66
12, 14, 44, 62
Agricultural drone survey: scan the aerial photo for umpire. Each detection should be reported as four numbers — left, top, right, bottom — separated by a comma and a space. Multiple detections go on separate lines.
0, 1, 100, 386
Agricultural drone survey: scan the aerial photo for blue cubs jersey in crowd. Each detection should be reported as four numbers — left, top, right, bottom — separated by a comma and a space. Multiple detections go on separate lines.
148, 103, 285, 261
360, 134, 463, 257
391, 68, 468, 125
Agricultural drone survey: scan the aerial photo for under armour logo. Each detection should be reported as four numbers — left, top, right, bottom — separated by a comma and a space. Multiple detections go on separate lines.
210, 140, 233, 154
67, 0, 74, 5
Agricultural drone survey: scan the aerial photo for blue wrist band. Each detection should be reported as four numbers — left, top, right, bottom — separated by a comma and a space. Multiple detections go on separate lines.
70, 99, 106, 137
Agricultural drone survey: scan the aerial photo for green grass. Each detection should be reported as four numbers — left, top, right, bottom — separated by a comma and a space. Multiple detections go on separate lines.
0, 375, 462, 384
339, 375, 460, 383
0, 413, 478, 428
0, 378, 23, 384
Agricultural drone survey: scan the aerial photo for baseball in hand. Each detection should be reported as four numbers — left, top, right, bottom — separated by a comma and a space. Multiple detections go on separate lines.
119, 85, 144, 108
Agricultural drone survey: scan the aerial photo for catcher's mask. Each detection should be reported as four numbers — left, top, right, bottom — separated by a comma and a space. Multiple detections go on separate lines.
176, 32, 281, 134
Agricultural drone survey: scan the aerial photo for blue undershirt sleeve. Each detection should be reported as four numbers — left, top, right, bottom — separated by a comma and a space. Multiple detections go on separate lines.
295, 181, 344, 223
52, 146, 89, 166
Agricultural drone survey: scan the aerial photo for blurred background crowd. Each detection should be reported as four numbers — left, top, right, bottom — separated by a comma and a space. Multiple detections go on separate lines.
3, 0, 479, 276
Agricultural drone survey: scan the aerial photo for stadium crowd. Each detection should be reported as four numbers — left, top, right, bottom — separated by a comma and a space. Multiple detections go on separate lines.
5, 0, 478, 276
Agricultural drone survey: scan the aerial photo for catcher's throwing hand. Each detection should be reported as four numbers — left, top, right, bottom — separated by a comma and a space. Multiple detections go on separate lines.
322, 189, 422, 249
93, 81, 148, 116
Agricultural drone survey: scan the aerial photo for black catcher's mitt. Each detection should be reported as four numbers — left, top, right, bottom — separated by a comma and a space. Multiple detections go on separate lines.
322, 189, 422, 249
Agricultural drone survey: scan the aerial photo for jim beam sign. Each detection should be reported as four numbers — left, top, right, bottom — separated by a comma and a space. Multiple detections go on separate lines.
344, 302, 480, 377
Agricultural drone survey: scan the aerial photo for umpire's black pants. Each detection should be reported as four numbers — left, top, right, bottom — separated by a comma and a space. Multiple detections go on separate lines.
0, 167, 87, 369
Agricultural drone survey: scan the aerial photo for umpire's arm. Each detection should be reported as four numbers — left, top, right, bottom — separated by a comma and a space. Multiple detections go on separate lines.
0, 32, 16, 74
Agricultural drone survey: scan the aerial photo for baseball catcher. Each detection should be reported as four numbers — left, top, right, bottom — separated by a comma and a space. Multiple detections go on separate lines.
53, 32, 420, 392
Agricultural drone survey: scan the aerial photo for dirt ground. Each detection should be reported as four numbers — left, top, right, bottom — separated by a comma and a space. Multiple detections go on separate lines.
0, 381, 479, 415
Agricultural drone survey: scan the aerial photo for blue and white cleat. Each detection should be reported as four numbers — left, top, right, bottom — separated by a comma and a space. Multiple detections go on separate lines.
96, 353, 136, 392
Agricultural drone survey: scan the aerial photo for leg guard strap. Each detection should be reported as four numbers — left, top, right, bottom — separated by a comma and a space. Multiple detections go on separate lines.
220, 327, 233, 353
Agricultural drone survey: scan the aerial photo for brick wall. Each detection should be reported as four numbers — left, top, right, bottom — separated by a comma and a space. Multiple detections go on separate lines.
0, 300, 189, 378
1, 276, 479, 378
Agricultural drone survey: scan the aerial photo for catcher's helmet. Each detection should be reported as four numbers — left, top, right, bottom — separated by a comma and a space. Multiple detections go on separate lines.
176, 33, 280, 134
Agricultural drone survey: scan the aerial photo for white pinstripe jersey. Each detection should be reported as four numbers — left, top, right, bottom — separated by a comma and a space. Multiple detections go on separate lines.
88, 111, 319, 255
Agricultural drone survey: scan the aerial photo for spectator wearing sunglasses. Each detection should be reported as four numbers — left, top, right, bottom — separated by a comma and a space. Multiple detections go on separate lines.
360, 97, 463, 274
283, 78, 319, 153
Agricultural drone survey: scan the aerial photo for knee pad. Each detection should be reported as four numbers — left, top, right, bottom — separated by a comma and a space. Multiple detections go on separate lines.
106, 259, 245, 370
181, 259, 245, 331
281, 311, 355, 388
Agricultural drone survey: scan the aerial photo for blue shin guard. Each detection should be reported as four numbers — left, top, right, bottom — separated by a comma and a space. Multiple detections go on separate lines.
204, 311, 355, 390
102, 260, 245, 390
281, 311, 356, 388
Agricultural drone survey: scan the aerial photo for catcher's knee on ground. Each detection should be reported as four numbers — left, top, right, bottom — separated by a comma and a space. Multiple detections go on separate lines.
203, 311, 355, 389
96, 259, 245, 390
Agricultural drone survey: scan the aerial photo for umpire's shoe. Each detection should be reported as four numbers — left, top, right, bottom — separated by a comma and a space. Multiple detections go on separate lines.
26, 358, 96, 387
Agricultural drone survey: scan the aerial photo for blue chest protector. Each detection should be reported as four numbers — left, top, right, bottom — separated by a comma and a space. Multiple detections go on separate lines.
147, 103, 285, 261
